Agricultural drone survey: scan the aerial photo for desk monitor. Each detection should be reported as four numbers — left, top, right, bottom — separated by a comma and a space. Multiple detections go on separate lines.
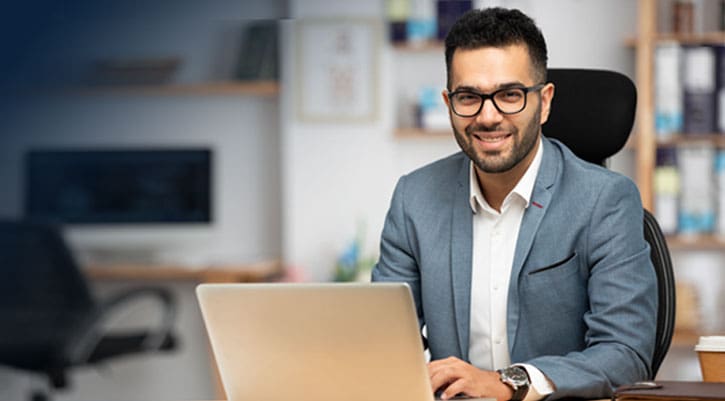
24, 147, 212, 224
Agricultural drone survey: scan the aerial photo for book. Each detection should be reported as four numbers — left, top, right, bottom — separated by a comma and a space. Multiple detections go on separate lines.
716, 45, 725, 133
654, 43, 684, 138
678, 143, 716, 234
683, 45, 717, 134
717, 150, 725, 236
236, 21, 279, 81
436, 0, 472, 40
386, 0, 411, 43
407, 0, 437, 46
654, 148, 679, 235
613, 380, 725, 400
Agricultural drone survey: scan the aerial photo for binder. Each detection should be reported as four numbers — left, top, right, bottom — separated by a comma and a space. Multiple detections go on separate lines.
716, 45, 725, 133
654, 43, 684, 138
683, 46, 717, 134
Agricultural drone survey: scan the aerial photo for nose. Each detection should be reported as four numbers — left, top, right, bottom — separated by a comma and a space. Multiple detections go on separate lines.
475, 98, 504, 125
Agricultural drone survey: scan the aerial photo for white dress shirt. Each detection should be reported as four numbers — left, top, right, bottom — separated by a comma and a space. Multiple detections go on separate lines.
467, 138, 553, 401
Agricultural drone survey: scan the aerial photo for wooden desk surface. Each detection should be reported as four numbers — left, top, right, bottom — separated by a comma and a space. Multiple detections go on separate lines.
85, 259, 282, 283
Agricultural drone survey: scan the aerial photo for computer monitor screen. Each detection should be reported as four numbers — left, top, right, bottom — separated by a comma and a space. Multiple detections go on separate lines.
24, 148, 212, 224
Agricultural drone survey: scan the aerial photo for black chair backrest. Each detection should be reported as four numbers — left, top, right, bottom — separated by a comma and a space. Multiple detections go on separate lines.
643, 209, 676, 376
544, 69, 637, 166
0, 220, 95, 314
543, 69, 675, 379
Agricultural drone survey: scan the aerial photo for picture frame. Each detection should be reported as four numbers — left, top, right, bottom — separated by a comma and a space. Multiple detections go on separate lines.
295, 18, 380, 123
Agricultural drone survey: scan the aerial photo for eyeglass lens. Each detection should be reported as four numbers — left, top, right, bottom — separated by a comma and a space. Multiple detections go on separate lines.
451, 87, 528, 116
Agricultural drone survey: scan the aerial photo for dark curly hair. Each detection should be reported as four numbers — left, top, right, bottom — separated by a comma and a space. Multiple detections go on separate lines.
444, 8, 548, 89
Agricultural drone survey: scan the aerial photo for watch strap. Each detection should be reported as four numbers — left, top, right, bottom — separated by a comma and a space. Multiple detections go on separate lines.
497, 366, 530, 401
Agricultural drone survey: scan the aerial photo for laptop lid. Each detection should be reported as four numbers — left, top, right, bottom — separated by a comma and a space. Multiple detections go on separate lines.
196, 282, 434, 401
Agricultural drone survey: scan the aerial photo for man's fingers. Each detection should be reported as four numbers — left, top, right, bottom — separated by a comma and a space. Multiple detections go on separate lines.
439, 378, 468, 400
428, 358, 467, 396
429, 366, 455, 393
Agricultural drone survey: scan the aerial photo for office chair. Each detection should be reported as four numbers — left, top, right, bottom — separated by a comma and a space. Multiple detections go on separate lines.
0, 219, 178, 400
543, 68, 676, 379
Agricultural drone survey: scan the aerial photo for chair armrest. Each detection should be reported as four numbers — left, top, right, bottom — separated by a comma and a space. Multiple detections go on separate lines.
65, 286, 177, 365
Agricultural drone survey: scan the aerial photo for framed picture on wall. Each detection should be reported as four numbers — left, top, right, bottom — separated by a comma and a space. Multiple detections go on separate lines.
296, 18, 380, 123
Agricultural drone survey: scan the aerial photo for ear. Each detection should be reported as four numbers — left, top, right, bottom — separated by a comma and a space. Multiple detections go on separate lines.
539, 83, 555, 125
441, 89, 451, 109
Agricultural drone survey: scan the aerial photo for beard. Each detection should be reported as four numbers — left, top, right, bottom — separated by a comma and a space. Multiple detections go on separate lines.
452, 103, 541, 174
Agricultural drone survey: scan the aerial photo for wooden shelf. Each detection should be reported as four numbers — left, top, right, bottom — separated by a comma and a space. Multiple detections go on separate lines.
394, 127, 452, 139
625, 31, 725, 46
666, 235, 725, 250
85, 259, 283, 283
391, 40, 444, 52
73, 80, 280, 96
655, 134, 725, 147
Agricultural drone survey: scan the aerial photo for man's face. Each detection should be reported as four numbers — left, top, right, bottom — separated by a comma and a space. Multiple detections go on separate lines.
443, 44, 554, 174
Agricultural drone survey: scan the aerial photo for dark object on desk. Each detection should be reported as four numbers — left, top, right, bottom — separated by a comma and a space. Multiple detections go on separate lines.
0, 220, 178, 401
613, 380, 725, 400
544, 68, 676, 379
89, 57, 181, 86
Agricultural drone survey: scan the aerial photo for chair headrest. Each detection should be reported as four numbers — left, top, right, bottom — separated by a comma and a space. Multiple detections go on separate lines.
543, 69, 637, 166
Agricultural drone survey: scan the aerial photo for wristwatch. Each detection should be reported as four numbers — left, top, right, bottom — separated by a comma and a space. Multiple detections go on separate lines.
497, 366, 530, 401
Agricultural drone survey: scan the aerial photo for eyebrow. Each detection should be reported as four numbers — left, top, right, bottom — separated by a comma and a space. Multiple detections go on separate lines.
453, 81, 528, 93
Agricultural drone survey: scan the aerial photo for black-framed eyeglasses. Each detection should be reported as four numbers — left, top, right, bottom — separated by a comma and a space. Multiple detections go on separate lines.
447, 83, 546, 117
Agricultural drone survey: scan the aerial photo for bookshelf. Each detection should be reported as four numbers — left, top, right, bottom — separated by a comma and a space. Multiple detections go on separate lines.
633, 0, 725, 239
625, 31, 725, 46
633, 0, 725, 351
390, 40, 447, 139
666, 234, 725, 250
72, 80, 280, 96
394, 4, 724, 251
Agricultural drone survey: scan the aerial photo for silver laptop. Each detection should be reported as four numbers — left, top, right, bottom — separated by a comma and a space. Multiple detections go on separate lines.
196, 282, 464, 401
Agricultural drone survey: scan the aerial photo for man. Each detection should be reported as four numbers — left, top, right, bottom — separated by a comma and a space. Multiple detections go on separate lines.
372, 8, 657, 401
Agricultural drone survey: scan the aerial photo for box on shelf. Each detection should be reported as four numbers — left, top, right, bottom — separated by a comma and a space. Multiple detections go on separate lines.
416, 86, 449, 130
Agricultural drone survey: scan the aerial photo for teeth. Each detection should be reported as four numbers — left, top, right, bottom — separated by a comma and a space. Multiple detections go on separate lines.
479, 136, 506, 142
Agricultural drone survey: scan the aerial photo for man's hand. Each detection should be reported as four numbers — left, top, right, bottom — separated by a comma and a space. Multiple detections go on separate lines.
428, 357, 513, 401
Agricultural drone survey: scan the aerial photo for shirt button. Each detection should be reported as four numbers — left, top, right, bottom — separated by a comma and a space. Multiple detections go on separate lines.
493, 284, 499, 291
495, 339, 502, 345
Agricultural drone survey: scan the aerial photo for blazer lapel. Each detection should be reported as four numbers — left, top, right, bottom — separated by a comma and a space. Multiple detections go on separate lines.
451, 156, 473, 359
508, 137, 560, 352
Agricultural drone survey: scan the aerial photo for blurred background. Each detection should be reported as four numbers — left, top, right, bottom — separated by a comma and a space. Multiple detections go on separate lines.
0, 0, 723, 400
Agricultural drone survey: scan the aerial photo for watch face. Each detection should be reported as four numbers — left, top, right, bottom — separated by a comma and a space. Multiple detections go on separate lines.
503, 367, 529, 386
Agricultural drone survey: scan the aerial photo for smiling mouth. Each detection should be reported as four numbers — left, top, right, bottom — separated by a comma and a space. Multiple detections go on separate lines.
472, 132, 511, 142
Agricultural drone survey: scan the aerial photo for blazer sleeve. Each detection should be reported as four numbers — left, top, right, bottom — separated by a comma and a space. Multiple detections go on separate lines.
526, 175, 658, 399
371, 175, 425, 326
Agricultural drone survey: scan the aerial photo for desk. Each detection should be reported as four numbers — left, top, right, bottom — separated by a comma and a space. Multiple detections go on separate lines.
85, 259, 283, 283
86, 259, 282, 400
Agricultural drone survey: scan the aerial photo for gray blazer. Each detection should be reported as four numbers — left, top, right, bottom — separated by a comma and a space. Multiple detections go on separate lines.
372, 137, 657, 399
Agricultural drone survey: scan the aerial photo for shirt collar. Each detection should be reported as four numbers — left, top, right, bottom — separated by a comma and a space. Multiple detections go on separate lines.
469, 137, 544, 214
